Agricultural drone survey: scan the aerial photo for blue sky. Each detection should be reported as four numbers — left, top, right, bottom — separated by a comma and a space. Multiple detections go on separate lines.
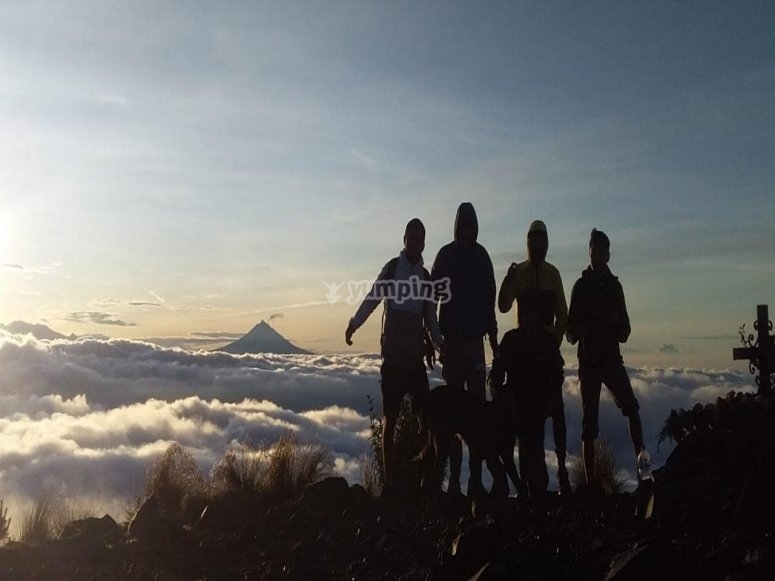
1, 1, 773, 367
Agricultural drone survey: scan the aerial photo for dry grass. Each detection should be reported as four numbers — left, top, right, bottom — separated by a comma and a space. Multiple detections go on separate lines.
360, 452, 381, 497
569, 439, 628, 495
17, 494, 95, 545
145, 442, 207, 522
0, 500, 9, 543
142, 433, 332, 525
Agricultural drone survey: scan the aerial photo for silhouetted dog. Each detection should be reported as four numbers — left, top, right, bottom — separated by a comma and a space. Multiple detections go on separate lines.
416, 384, 522, 497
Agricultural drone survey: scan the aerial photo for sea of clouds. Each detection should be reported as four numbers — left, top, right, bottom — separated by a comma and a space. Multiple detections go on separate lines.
0, 331, 755, 524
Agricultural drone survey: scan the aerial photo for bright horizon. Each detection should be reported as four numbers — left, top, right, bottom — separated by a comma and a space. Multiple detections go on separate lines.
2, 1, 774, 369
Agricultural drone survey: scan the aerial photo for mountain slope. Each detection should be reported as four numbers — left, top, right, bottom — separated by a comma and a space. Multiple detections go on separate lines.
218, 321, 309, 354
0, 321, 69, 341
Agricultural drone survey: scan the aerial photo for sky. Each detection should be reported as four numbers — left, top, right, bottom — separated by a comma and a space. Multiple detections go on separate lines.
1, 1, 774, 368
0, 331, 754, 526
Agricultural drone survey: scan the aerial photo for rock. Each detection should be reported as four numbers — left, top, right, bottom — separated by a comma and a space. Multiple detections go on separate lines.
300, 477, 351, 505
127, 494, 176, 542
58, 514, 120, 543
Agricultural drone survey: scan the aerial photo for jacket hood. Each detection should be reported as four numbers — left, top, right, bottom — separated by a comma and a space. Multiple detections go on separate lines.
454, 202, 478, 243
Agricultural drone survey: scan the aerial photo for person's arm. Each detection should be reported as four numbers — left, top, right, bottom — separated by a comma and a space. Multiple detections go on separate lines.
423, 297, 444, 348
615, 279, 631, 343
345, 262, 390, 344
565, 279, 582, 346
498, 263, 519, 313
553, 267, 569, 347
488, 340, 506, 396
484, 251, 498, 355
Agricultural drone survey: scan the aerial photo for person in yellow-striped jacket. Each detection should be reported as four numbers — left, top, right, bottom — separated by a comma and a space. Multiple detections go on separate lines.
497, 219, 571, 495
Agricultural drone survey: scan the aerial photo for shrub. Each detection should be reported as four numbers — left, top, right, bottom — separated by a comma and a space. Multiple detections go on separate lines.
569, 439, 627, 495
140, 434, 332, 525
17, 494, 94, 545
364, 394, 439, 496
145, 442, 207, 523
0, 499, 10, 543
259, 432, 331, 502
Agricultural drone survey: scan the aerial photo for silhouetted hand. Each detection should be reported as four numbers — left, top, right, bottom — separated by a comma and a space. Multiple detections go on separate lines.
345, 324, 355, 346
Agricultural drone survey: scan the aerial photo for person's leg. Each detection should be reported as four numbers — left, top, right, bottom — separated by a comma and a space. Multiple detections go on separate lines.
603, 362, 644, 455
531, 421, 549, 498
382, 412, 397, 492
466, 341, 487, 497
580, 367, 603, 486
441, 343, 466, 495
407, 363, 432, 493
380, 362, 402, 494
551, 389, 570, 494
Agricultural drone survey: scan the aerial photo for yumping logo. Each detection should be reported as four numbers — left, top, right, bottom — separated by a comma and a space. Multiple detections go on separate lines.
323, 277, 451, 306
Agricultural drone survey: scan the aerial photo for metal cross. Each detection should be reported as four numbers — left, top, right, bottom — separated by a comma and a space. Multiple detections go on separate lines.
733, 304, 775, 397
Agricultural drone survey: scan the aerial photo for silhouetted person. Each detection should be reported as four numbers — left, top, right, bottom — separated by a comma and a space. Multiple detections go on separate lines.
490, 288, 563, 499
346, 218, 443, 496
566, 228, 644, 487
432, 202, 498, 498
498, 220, 571, 495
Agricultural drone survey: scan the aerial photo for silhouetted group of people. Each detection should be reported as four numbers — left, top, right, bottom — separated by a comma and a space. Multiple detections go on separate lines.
346, 202, 646, 499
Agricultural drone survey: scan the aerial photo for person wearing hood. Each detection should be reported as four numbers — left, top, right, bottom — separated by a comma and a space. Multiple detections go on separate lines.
566, 228, 644, 488
498, 219, 571, 495
431, 202, 498, 498
346, 218, 443, 497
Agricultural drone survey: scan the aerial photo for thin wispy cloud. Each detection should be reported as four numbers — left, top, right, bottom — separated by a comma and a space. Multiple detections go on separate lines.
1, 263, 61, 275
64, 312, 136, 327
93, 93, 129, 106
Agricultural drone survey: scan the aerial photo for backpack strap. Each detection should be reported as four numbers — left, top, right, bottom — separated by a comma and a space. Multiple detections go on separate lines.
381, 257, 401, 338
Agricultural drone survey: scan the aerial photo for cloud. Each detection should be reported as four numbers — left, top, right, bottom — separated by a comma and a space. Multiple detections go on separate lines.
659, 343, 680, 354
680, 335, 738, 342
64, 312, 136, 327
0, 334, 756, 523
190, 331, 244, 340
1, 263, 61, 275
92, 298, 163, 309
93, 93, 129, 106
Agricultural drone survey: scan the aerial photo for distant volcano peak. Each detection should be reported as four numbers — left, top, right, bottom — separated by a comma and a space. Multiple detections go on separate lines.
218, 321, 308, 355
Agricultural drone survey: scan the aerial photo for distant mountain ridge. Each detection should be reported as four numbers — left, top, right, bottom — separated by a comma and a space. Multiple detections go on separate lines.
0, 321, 72, 341
217, 321, 309, 355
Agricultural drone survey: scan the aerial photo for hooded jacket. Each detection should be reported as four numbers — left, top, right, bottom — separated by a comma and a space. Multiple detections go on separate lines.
566, 265, 630, 366
498, 237, 568, 346
431, 203, 497, 342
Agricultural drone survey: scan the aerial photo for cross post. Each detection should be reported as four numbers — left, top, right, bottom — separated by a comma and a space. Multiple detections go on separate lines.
733, 304, 775, 397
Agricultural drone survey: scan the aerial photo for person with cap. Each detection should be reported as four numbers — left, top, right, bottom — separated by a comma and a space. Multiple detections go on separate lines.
566, 228, 645, 488
498, 219, 571, 495
346, 218, 443, 497
431, 202, 498, 498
